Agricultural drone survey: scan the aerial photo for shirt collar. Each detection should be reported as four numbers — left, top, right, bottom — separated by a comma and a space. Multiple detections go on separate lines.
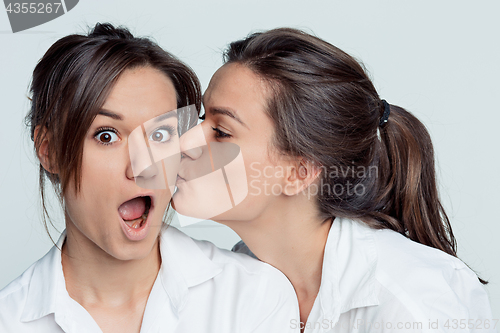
318, 217, 380, 322
157, 224, 223, 311
21, 225, 223, 322
21, 230, 67, 323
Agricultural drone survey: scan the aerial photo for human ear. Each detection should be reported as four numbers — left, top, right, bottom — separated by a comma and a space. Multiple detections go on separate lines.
34, 125, 58, 174
282, 158, 322, 196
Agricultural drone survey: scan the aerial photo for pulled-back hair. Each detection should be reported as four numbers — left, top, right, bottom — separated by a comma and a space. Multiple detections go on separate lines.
26, 22, 201, 239
224, 28, 486, 284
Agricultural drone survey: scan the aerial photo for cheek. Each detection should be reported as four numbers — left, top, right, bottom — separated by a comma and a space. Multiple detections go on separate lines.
244, 146, 282, 189
65, 144, 124, 219
159, 151, 181, 200
82, 148, 123, 191
63, 179, 107, 238
213, 146, 281, 220
164, 139, 182, 189
143, 146, 181, 196
63, 148, 126, 238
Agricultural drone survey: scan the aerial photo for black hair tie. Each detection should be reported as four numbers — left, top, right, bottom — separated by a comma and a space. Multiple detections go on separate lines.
379, 99, 390, 126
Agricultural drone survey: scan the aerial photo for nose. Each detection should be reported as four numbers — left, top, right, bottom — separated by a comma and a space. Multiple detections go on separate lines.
126, 145, 160, 181
179, 123, 207, 160
126, 125, 160, 180
134, 160, 159, 179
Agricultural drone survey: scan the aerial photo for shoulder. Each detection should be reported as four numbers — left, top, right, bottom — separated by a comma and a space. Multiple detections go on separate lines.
164, 225, 285, 278
196, 233, 293, 297
0, 241, 64, 332
196, 235, 295, 296
195, 236, 300, 332
373, 226, 468, 278
0, 261, 36, 303
370, 226, 493, 321
161, 226, 299, 332
0, 262, 37, 330
373, 226, 473, 284
195, 236, 271, 273
161, 225, 295, 298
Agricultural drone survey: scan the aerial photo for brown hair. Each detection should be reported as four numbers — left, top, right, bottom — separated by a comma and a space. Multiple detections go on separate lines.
26, 23, 201, 240
224, 28, 487, 284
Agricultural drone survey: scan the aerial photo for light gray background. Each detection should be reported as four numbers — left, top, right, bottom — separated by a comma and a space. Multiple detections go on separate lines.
1, 0, 499, 320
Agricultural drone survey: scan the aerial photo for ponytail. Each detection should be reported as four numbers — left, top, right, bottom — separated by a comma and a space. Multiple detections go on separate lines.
371, 105, 488, 284
377, 105, 451, 248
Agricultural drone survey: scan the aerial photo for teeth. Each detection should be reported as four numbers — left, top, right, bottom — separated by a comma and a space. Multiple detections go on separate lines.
129, 213, 148, 229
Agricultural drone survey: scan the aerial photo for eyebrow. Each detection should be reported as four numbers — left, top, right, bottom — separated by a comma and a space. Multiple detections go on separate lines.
209, 107, 247, 128
98, 109, 124, 121
97, 109, 177, 123
153, 111, 177, 123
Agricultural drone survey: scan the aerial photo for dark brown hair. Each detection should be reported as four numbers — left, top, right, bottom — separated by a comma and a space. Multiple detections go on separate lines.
224, 28, 487, 284
26, 23, 201, 239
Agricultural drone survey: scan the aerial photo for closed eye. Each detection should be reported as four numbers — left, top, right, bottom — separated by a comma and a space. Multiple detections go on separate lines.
211, 126, 231, 139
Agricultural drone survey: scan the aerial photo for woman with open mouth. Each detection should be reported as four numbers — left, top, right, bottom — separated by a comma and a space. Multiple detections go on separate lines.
0, 23, 299, 332
173, 28, 495, 332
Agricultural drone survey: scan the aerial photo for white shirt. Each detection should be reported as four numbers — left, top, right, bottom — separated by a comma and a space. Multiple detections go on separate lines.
0, 225, 299, 333
300, 218, 496, 333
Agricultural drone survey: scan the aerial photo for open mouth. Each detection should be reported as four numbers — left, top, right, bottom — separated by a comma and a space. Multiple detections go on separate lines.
118, 196, 152, 229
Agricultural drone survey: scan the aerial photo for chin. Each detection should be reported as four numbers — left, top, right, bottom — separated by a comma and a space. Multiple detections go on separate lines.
110, 240, 158, 261
171, 191, 193, 216
172, 186, 234, 220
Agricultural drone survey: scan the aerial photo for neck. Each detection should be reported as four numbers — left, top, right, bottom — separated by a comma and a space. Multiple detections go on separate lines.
224, 194, 332, 323
61, 224, 161, 308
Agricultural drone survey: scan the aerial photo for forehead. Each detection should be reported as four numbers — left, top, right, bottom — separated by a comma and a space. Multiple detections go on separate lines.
204, 63, 269, 110
102, 66, 178, 121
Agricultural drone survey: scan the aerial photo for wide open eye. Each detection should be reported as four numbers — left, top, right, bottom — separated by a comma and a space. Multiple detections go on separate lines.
95, 130, 119, 145
149, 127, 173, 143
